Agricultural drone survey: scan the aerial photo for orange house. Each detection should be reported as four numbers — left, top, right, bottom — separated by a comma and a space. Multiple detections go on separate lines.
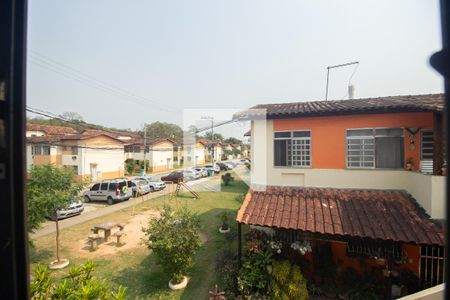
235, 94, 446, 294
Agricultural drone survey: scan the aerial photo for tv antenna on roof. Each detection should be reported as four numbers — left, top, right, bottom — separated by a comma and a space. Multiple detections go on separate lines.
325, 61, 359, 101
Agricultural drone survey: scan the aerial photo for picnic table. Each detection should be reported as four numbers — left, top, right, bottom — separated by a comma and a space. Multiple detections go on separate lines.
91, 222, 124, 241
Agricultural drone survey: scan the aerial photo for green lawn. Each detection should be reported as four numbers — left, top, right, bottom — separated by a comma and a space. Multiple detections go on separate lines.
30, 174, 248, 300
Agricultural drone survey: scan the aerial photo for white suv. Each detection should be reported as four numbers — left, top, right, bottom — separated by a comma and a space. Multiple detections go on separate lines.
84, 179, 132, 205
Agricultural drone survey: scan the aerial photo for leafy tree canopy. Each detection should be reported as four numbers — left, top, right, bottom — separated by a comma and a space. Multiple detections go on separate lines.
27, 164, 81, 233
224, 137, 242, 145
203, 131, 224, 141
143, 121, 184, 140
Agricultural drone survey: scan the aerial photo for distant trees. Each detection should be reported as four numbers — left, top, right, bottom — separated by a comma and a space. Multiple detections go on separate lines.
144, 121, 184, 140
203, 131, 224, 141
59, 111, 84, 122
224, 137, 242, 145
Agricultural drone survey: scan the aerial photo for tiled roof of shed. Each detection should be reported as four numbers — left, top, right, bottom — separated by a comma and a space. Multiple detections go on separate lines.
234, 94, 444, 119
236, 186, 444, 246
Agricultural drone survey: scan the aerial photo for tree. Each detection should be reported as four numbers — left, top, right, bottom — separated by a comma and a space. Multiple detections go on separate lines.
59, 111, 83, 122
204, 131, 224, 141
144, 121, 184, 140
28, 164, 81, 265
224, 137, 242, 145
144, 206, 201, 285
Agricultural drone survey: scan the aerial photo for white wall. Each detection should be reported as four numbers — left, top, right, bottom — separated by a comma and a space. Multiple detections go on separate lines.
26, 130, 45, 137
26, 145, 32, 171
80, 146, 124, 177
399, 284, 444, 300
251, 119, 446, 218
149, 148, 173, 169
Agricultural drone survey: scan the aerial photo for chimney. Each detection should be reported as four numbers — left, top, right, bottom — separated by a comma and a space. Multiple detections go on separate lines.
348, 84, 355, 99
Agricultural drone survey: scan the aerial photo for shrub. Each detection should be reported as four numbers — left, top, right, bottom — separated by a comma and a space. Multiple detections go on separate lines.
30, 262, 126, 300
219, 211, 230, 230
215, 250, 239, 295
143, 205, 201, 284
270, 260, 308, 300
221, 172, 234, 186
125, 160, 136, 175
234, 192, 246, 204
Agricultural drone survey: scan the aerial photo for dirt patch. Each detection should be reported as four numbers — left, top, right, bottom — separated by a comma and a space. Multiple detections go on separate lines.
76, 210, 160, 256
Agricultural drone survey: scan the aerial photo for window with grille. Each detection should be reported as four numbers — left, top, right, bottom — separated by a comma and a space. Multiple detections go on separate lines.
420, 130, 434, 174
274, 131, 311, 167
71, 146, 78, 155
346, 128, 404, 169
32, 145, 50, 155
420, 245, 446, 287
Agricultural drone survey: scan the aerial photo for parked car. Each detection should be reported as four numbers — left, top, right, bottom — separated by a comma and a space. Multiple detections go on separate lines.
226, 161, 237, 168
130, 179, 152, 197
192, 167, 208, 177
217, 162, 231, 171
184, 169, 201, 180
161, 171, 194, 183
134, 176, 166, 191
84, 179, 132, 205
50, 199, 84, 220
204, 164, 220, 173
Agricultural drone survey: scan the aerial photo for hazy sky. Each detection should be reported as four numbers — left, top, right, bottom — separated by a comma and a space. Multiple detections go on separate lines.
27, 0, 443, 137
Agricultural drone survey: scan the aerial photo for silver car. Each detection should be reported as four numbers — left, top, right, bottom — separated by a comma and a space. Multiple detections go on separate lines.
84, 179, 132, 205
130, 179, 152, 197
134, 176, 166, 191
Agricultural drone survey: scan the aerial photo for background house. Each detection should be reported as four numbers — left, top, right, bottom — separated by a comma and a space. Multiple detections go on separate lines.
27, 128, 126, 181
124, 138, 175, 173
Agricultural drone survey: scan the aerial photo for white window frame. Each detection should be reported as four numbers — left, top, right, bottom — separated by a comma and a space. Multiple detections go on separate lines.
346, 127, 404, 169
274, 130, 312, 168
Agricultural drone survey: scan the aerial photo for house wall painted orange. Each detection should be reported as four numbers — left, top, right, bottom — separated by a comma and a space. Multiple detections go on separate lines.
273, 112, 434, 171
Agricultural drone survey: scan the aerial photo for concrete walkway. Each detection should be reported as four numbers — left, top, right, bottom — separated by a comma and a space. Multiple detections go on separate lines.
31, 176, 213, 239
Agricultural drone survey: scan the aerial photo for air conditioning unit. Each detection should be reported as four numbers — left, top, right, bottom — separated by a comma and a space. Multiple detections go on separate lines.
72, 156, 77, 160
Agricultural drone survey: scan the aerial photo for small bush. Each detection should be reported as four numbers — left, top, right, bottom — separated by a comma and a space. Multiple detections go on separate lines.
143, 205, 201, 284
125, 160, 136, 175
221, 173, 234, 186
30, 262, 126, 300
270, 260, 308, 300
234, 192, 246, 204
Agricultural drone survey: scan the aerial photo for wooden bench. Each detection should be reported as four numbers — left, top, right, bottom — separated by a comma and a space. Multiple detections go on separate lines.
87, 234, 101, 251
112, 231, 126, 245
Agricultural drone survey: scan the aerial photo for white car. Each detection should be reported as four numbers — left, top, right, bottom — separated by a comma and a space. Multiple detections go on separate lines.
51, 200, 84, 220
192, 167, 208, 177
225, 162, 235, 169
184, 169, 201, 180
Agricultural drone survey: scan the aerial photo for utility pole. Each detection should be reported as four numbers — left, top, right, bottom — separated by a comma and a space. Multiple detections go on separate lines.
211, 118, 214, 163
142, 123, 147, 176
325, 61, 359, 101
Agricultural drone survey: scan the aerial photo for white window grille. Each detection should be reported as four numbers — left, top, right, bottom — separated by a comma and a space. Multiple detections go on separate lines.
420, 245, 446, 287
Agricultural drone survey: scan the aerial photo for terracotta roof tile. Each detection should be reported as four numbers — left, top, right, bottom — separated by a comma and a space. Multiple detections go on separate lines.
27, 123, 78, 135
235, 94, 444, 119
237, 186, 444, 245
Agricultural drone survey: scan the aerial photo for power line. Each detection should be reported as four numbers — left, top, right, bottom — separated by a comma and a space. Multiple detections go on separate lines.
30, 143, 174, 151
28, 50, 179, 113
